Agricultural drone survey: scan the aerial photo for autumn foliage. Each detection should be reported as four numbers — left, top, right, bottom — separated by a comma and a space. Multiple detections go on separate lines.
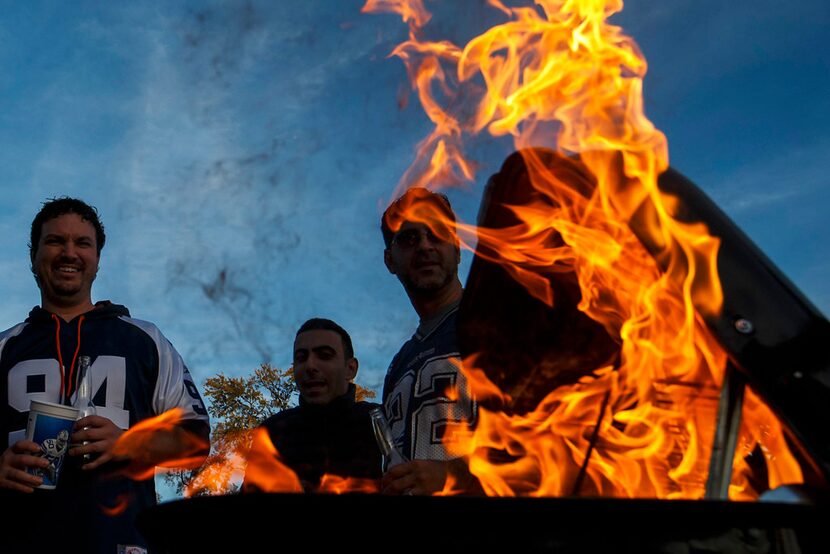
162, 363, 376, 497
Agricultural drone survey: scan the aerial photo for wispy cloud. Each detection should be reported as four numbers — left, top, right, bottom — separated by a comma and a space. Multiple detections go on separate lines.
1, 0, 827, 391
99, 1, 431, 387
705, 140, 829, 214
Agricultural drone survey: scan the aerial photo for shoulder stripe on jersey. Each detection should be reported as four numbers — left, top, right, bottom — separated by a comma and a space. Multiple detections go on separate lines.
118, 316, 209, 423
0, 322, 28, 359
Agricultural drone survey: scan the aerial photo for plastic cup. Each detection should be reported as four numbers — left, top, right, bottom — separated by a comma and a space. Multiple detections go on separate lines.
25, 400, 79, 489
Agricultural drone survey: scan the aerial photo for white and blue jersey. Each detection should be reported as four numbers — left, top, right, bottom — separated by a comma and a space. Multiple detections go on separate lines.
382, 302, 477, 461
0, 301, 209, 554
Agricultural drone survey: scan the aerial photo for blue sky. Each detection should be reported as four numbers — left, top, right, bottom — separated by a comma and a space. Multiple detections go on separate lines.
1, 0, 828, 403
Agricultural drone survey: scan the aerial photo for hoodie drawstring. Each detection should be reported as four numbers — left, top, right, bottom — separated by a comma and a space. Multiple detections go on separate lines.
52, 313, 85, 404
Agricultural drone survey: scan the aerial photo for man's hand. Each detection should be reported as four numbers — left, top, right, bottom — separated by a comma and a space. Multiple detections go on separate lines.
382, 460, 449, 496
69, 414, 124, 470
382, 458, 484, 496
0, 440, 49, 492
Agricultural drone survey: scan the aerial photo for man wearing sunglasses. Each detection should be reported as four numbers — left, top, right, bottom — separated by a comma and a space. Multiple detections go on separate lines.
379, 187, 479, 496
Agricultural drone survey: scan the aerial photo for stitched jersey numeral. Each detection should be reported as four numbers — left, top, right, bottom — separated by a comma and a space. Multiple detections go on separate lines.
7, 356, 130, 443
384, 356, 476, 460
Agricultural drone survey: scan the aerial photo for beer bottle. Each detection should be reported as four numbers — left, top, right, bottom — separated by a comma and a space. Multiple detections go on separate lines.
369, 407, 406, 472
75, 356, 97, 460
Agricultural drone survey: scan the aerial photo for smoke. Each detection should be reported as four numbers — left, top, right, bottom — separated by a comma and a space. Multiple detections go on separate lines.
126, 1, 424, 380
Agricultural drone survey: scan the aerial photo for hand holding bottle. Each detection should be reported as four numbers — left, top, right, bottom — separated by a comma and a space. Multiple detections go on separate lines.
73, 356, 97, 461
369, 407, 407, 471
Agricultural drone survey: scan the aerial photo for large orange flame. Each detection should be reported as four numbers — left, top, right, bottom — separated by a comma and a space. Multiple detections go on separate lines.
241, 427, 304, 493
180, 429, 252, 497
365, 0, 804, 499
111, 408, 209, 481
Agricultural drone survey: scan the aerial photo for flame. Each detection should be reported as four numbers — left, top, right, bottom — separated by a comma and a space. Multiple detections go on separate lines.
318, 474, 381, 494
241, 427, 303, 493
729, 388, 803, 500
100, 494, 130, 517
365, 0, 804, 498
240, 428, 381, 494
362, 0, 431, 29
180, 430, 251, 497
164, 427, 382, 497
111, 408, 209, 481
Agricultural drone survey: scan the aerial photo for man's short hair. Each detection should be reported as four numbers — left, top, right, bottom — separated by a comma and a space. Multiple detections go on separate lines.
29, 197, 106, 262
296, 318, 355, 360
380, 187, 457, 249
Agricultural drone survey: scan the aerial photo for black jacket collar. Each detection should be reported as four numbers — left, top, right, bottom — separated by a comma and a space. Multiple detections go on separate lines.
26, 300, 130, 325
298, 383, 357, 414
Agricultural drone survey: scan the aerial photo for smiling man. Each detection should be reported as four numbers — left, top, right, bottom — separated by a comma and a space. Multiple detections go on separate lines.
244, 318, 383, 492
0, 197, 210, 554
32, 207, 99, 320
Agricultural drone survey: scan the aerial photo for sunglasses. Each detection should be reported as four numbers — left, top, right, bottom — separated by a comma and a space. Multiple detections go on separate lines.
391, 228, 447, 249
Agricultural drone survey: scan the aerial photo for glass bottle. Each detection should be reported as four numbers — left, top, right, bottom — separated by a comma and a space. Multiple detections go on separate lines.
75, 356, 96, 460
369, 407, 407, 472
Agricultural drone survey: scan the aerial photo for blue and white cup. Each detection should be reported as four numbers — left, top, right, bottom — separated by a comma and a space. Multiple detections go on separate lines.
25, 400, 79, 489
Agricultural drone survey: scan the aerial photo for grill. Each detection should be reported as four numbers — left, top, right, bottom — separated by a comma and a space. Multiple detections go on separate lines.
140, 150, 829, 552
459, 149, 830, 492
138, 493, 825, 552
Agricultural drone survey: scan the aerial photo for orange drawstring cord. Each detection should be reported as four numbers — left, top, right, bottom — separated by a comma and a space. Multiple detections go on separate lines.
51, 314, 65, 403
52, 313, 85, 403
65, 315, 85, 399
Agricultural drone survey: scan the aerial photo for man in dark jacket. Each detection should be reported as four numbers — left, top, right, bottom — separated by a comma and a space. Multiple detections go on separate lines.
244, 318, 383, 492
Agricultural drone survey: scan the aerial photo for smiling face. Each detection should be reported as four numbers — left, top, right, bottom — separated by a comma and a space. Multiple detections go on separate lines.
293, 329, 358, 406
31, 213, 99, 312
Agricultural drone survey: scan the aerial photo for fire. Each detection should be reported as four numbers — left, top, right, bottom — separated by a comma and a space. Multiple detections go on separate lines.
318, 474, 381, 494
362, 0, 431, 28
240, 427, 303, 493
111, 408, 209, 481
100, 494, 130, 517
222, 428, 380, 494
179, 430, 251, 497
365, 0, 804, 498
